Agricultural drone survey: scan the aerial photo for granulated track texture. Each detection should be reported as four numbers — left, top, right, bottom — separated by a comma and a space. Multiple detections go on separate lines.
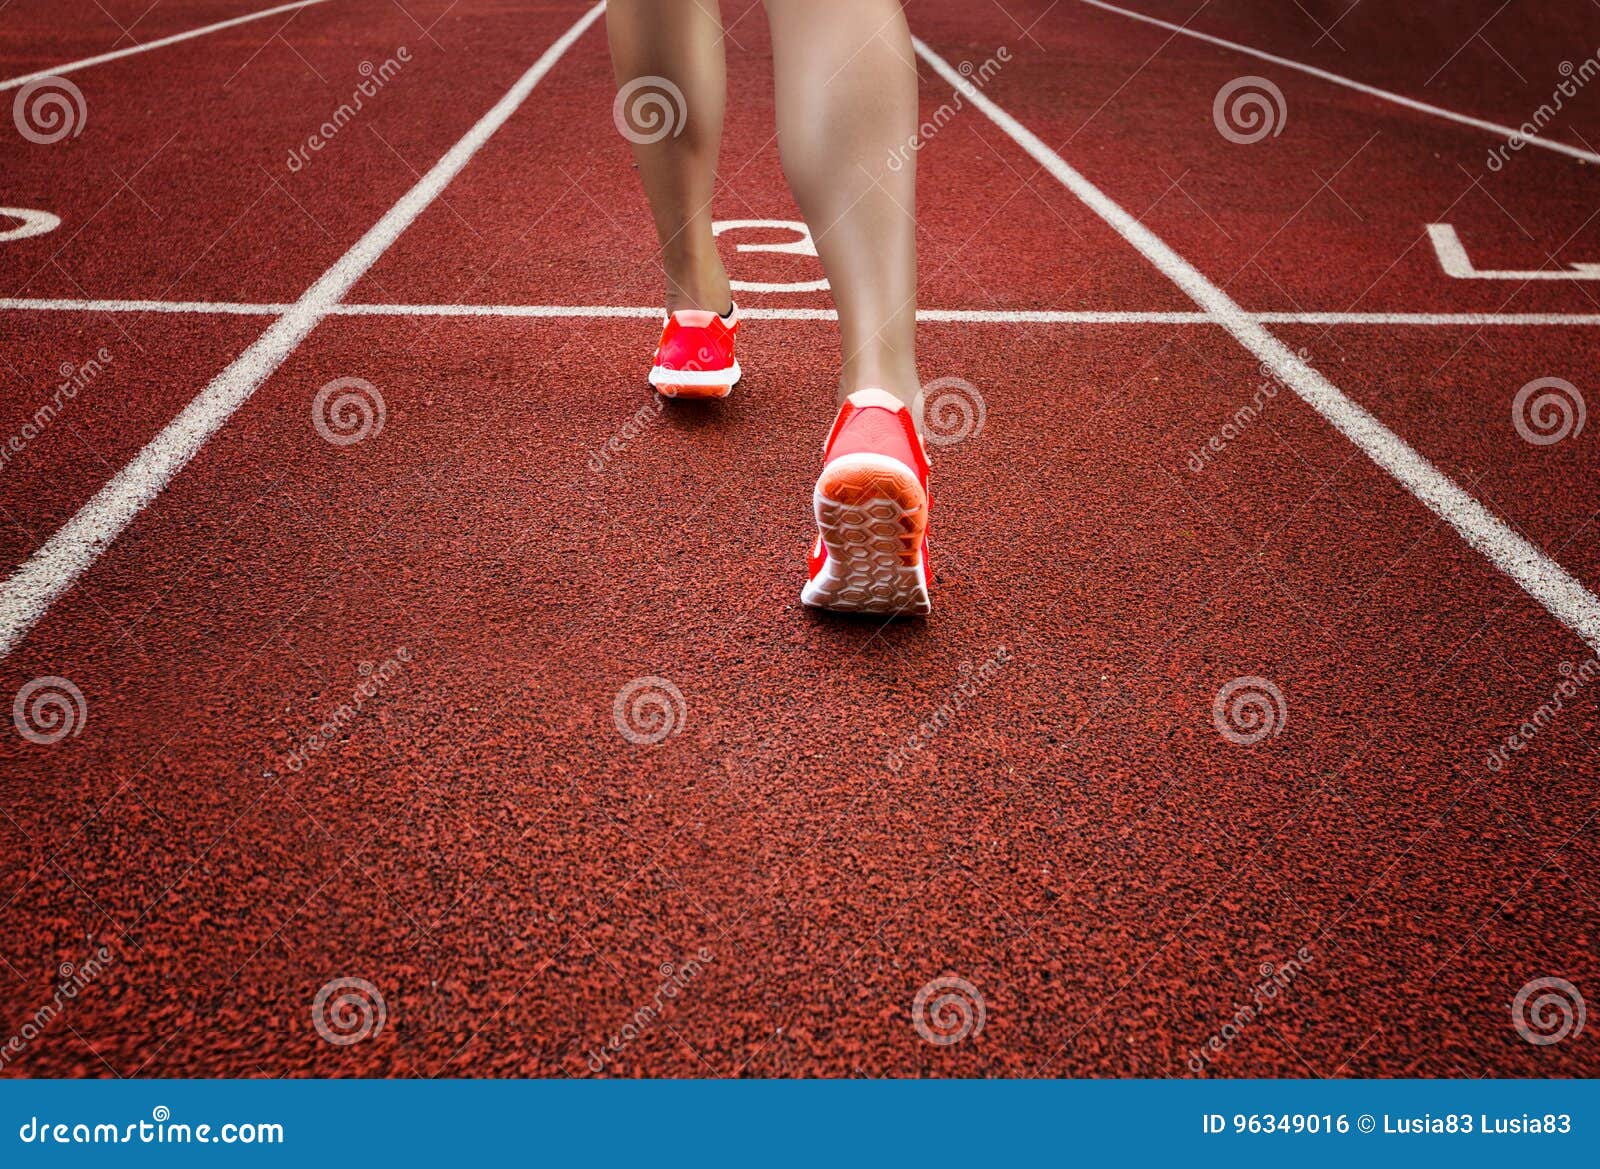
0, 0, 1597, 1078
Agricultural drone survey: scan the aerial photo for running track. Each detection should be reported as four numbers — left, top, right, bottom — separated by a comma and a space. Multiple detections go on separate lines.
1, 0, 1597, 1077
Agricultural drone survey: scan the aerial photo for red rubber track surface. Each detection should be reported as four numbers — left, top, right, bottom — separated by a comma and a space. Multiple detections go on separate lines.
0, 0, 1597, 1078
0, 1, 302, 77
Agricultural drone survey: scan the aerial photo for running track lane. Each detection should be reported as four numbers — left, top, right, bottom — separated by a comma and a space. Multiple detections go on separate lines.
344, 3, 1190, 313
916, 0, 1600, 314
0, 0, 590, 303
0, 2, 610, 655
1, 314, 1596, 1076
1077, 0, 1600, 137
1, 0, 1598, 1077
0, 2, 334, 81
0, 1, 596, 565
930, 5, 1600, 618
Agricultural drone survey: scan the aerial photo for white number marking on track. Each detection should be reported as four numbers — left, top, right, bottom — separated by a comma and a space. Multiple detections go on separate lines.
0, 207, 60, 242
712, 219, 828, 293
1428, 223, 1600, 281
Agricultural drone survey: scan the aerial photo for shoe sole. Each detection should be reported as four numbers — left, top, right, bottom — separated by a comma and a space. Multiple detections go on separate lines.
650, 360, 742, 400
801, 452, 930, 616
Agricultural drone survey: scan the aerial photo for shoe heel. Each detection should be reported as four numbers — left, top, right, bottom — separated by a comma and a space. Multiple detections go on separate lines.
803, 453, 930, 615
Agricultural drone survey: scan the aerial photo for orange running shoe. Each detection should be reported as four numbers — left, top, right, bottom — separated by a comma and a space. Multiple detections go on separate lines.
648, 303, 741, 398
802, 388, 931, 616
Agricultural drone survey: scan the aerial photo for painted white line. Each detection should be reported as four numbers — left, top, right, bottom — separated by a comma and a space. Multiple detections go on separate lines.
1255, 312, 1600, 327
1073, 0, 1600, 168
0, 0, 336, 92
4, 297, 1600, 327
0, 297, 292, 314
914, 36, 1600, 653
0, 1, 607, 658
338, 302, 662, 319
0, 208, 62, 242
1427, 223, 1600, 281
334, 304, 1217, 323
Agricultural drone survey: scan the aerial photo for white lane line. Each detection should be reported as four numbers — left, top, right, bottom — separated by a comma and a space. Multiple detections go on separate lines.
340, 305, 1213, 323
0, 0, 335, 91
0, 297, 293, 314
1255, 312, 1600, 327
1073, 0, 1600, 168
914, 37, 1600, 653
0, 1, 607, 658
4, 297, 1600, 326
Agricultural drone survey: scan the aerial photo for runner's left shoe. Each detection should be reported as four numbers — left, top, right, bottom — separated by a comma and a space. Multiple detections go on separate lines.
648, 303, 741, 398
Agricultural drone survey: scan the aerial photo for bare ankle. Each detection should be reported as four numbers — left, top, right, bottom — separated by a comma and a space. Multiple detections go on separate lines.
662, 255, 731, 315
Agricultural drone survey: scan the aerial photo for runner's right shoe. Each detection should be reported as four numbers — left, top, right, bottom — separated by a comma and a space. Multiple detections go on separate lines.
802, 388, 932, 616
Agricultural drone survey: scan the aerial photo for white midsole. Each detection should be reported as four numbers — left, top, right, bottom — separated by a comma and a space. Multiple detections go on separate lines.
648, 359, 741, 387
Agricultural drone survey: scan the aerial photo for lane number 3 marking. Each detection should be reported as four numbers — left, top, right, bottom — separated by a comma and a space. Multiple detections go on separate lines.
712, 219, 828, 293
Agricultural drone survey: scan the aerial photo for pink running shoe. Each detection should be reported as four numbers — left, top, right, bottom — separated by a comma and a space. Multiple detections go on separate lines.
802, 389, 931, 616
648, 303, 741, 398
